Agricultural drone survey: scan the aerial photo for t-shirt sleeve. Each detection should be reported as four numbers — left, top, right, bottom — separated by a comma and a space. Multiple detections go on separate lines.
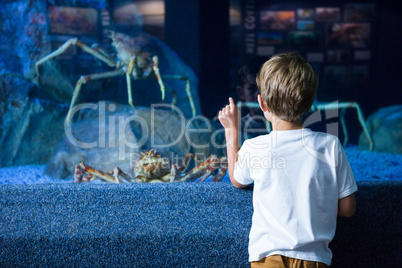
233, 142, 254, 185
336, 141, 358, 199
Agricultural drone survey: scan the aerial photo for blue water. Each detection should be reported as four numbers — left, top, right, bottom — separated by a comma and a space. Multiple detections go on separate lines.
0, 146, 401, 184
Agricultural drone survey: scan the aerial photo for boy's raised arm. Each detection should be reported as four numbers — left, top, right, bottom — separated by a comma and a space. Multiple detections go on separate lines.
218, 98, 248, 188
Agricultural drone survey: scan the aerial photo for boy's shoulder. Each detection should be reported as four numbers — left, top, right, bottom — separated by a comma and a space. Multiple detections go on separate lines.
304, 129, 342, 143
242, 133, 270, 148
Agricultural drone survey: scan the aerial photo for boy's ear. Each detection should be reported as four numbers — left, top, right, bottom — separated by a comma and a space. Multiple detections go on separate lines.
236, 86, 245, 100
258, 94, 269, 112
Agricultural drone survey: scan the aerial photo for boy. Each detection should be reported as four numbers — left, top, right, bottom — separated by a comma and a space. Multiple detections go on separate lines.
236, 57, 269, 141
218, 52, 357, 267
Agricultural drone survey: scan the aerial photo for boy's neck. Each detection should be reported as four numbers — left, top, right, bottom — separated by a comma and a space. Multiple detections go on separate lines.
270, 117, 303, 131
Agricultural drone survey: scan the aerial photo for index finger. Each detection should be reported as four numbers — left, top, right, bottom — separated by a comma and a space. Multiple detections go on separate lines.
229, 97, 235, 109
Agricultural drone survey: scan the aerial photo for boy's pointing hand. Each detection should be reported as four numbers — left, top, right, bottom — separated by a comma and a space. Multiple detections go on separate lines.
218, 97, 240, 130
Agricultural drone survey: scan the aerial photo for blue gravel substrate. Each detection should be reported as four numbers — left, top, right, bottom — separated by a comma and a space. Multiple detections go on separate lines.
0, 183, 253, 267
0, 181, 401, 267
0, 147, 401, 267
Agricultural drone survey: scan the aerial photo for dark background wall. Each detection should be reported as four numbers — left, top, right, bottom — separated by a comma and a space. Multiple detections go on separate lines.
165, 0, 402, 121
374, 0, 402, 110
165, 0, 230, 119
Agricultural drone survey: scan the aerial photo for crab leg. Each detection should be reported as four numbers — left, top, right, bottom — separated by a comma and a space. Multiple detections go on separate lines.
166, 85, 178, 108
156, 153, 196, 183
75, 163, 90, 182
126, 57, 136, 109
111, 167, 140, 183
198, 156, 229, 182
167, 153, 199, 182
167, 164, 180, 182
197, 165, 216, 183
125, 56, 170, 111
74, 162, 122, 183
65, 69, 125, 125
152, 56, 166, 102
212, 157, 228, 182
175, 153, 198, 172
185, 79, 195, 116
184, 156, 228, 182
161, 75, 196, 116
180, 155, 217, 182
339, 108, 348, 147
35, 38, 116, 82
151, 57, 191, 115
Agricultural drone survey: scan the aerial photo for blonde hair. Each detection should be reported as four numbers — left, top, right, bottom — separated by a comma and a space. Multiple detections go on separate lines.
256, 52, 318, 121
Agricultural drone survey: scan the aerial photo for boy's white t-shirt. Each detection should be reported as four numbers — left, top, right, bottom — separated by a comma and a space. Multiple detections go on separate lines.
233, 128, 357, 266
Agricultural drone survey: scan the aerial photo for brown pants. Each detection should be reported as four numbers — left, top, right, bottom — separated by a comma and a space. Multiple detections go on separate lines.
251, 255, 330, 268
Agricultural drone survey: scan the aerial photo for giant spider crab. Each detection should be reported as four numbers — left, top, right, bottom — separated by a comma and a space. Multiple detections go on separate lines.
74, 149, 228, 183
35, 31, 196, 125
